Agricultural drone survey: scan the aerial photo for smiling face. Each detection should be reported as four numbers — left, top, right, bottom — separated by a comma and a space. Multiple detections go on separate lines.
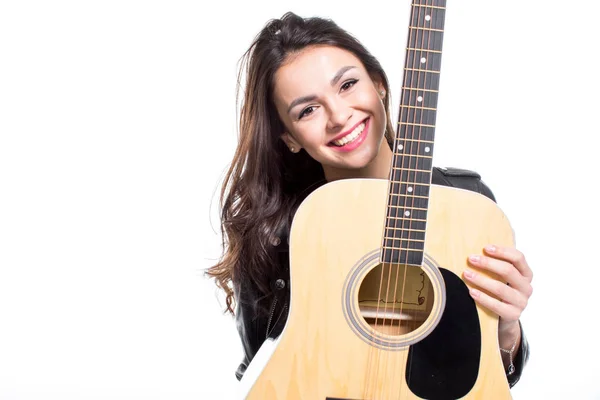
272, 45, 392, 181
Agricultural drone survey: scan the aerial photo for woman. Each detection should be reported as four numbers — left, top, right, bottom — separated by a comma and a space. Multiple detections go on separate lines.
208, 11, 532, 389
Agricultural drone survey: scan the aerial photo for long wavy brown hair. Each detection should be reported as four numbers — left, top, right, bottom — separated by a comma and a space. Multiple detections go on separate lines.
207, 12, 395, 315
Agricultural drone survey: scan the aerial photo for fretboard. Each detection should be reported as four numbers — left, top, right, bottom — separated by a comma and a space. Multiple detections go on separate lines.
382, 0, 446, 266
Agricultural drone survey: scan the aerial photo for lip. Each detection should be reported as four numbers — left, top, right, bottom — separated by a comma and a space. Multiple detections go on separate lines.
330, 118, 369, 142
328, 117, 370, 153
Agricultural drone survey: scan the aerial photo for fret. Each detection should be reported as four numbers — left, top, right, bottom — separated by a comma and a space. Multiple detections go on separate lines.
413, 0, 446, 6
383, 238, 426, 252
387, 208, 428, 221
395, 143, 434, 157
412, 4, 445, 10
402, 87, 438, 93
382, 253, 423, 266
388, 183, 430, 198
404, 67, 440, 74
406, 50, 442, 71
401, 71, 441, 93
398, 108, 437, 126
407, 47, 442, 54
391, 167, 430, 173
387, 205, 428, 211
383, 241, 425, 253
385, 217, 427, 222
399, 105, 437, 111
398, 122, 435, 127
385, 236, 425, 242
384, 230, 426, 241
382, 244, 425, 251
406, 30, 444, 52
390, 172, 430, 188
409, 26, 444, 33
401, 87, 439, 107
384, 226, 426, 232
392, 156, 433, 171
387, 203, 429, 218
385, 220, 428, 229
395, 138, 434, 144
387, 195, 429, 209
383, 231, 426, 243
388, 194, 429, 200
391, 167, 431, 179
390, 181, 430, 186
396, 125, 436, 143
385, 219, 427, 232
381, 250, 423, 266
383, 241, 425, 254
384, 234, 426, 243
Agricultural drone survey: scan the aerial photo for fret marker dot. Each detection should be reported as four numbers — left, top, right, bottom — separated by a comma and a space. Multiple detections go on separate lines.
425, 15, 431, 21
408, 187, 413, 193
405, 210, 411, 217
421, 57, 427, 64
425, 146, 431, 153
417, 96, 423, 102
398, 144, 403, 150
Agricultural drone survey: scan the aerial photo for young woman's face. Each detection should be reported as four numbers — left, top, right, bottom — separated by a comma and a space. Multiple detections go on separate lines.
273, 45, 388, 175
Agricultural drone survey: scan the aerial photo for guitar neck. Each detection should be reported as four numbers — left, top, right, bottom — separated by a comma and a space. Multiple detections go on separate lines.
382, 0, 447, 266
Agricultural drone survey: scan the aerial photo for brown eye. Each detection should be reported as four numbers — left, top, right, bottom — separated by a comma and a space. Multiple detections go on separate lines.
299, 106, 315, 119
341, 79, 358, 91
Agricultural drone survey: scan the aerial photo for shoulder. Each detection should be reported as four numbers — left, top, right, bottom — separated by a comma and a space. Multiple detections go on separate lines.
432, 166, 496, 203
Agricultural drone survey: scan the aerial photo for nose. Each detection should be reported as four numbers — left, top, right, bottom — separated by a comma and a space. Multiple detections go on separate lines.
326, 99, 353, 131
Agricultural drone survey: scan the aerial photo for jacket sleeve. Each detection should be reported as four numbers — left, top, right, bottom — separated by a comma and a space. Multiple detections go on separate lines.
508, 321, 530, 388
233, 276, 264, 381
233, 281, 251, 380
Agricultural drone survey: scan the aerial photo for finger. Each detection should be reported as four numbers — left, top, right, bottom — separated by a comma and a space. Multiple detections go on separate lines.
468, 287, 522, 323
468, 254, 533, 298
483, 245, 533, 281
463, 269, 528, 310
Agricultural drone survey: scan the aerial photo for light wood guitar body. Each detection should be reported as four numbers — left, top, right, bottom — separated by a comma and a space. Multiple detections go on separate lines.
241, 179, 514, 399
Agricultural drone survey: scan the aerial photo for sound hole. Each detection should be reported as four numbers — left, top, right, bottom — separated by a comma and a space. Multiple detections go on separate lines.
358, 263, 434, 336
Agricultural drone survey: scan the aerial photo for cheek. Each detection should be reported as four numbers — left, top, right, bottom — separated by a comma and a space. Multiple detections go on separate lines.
368, 95, 387, 131
360, 91, 385, 116
294, 120, 327, 146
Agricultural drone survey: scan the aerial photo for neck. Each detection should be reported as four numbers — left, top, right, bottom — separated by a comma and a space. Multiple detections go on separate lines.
323, 141, 393, 182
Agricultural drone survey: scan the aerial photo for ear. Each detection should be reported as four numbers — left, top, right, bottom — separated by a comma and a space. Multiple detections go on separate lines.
280, 132, 302, 153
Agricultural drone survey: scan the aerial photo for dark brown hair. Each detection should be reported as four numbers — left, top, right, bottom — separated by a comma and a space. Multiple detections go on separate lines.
207, 12, 395, 314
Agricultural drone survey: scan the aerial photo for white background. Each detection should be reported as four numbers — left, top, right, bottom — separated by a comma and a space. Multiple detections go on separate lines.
1, 0, 599, 399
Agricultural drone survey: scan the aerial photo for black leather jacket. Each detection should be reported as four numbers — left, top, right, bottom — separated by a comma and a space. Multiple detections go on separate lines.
233, 166, 530, 388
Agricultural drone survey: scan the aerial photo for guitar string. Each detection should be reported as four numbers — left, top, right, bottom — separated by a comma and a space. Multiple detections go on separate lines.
385, 1, 429, 397
397, 1, 432, 397
369, 1, 419, 396
400, 2, 430, 397
405, 1, 439, 396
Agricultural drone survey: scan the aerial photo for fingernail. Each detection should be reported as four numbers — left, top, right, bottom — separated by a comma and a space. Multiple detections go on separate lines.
464, 270, 475, 279
485, 245, 496, 253
469, 288, 481, 298
469, 255, 480, 263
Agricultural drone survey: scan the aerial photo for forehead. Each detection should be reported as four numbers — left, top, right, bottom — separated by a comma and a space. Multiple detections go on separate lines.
273, 45, 363, 103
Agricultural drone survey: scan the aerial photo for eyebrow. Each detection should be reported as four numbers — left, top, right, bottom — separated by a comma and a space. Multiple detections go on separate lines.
286, 65, 357, 114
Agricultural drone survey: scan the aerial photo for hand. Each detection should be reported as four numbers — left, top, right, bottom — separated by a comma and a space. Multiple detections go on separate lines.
463, 245, 533, 334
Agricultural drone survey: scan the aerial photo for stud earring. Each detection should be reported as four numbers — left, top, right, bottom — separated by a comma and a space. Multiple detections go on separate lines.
380, 90, 385, 97
290, 146, 295, 153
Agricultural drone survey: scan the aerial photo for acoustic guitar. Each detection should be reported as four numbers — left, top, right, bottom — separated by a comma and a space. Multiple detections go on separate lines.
239, 0, 514, 398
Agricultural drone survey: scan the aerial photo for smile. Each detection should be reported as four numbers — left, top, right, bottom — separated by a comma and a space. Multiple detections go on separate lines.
328, 118, 370, 151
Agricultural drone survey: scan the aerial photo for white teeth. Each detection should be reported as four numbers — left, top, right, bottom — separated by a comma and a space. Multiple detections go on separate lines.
333, 121, 366, 146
